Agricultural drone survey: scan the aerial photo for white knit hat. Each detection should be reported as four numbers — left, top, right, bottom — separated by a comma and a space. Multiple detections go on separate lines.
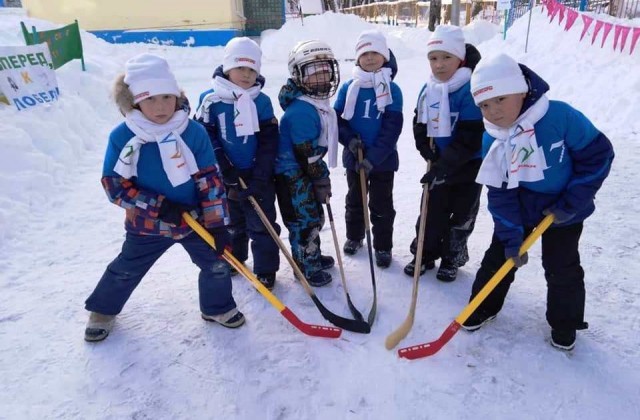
355, 30, 390, 62
470, 54, 529, 105
222, 37, 262, 74
124, 54, 180, 104
426, 25, 466, 61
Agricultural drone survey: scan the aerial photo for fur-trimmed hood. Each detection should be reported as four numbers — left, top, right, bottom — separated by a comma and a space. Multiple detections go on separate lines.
112, 73, 189, 115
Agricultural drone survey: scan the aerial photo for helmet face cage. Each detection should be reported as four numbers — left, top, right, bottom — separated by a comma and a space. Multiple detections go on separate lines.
292, 58, 340, 99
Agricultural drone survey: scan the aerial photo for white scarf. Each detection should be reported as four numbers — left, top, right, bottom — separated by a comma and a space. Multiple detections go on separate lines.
114, 109, 198, 187
297, 95, 339, 169
195, 76, 261, 137
476, 95, 550, 189
342, 66, 393, 121
417, 67, 472, 137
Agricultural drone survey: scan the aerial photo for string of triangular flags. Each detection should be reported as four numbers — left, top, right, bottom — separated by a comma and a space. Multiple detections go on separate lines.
540, 0, 640, 54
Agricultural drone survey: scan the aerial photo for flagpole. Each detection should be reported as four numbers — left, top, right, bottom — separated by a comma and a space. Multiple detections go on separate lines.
524, 0, 534, 53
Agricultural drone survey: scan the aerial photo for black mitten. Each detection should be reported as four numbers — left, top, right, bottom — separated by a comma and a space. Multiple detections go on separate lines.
158, 199, 194, 226
312, 178, 332, 203
505, 247, 528, 268
208, 227, 232, 256
238, 179, 267, 201
347, 136, 363, 157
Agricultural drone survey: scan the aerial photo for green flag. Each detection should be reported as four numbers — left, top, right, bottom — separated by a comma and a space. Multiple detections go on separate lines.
20, 20, 85, 71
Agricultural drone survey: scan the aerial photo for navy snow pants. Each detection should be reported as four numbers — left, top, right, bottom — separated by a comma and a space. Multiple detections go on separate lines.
227, 181, 280, 275
469, 222, 588, 332
345, 169, 396, 252
85, 232, 236, 317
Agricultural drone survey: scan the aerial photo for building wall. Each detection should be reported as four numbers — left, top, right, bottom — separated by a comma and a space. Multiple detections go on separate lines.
21, 0, 245, 30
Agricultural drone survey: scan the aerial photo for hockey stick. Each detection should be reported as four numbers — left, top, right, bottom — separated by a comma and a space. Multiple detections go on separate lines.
325, 198, 365, 322
398, 214, 555, 359
357, 147, 378, 326
385, 162, 431, 350
184, 213, 341, 338
237, 179, 370, 333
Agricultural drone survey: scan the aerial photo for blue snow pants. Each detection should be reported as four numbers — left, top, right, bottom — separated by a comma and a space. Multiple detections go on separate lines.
274, 168, 325, 278
227, 181, 280, 275
85, 232, 236, 316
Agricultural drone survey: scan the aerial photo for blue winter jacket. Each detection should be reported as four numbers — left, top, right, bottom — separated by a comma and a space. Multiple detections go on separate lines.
334, 80, 403, 172
334, 51, 403, 172
484, 66, 615, 256
101, 119, 230, 239
275, 79, 330, 180
413, 44, 485, 184
195, 65, 279, 185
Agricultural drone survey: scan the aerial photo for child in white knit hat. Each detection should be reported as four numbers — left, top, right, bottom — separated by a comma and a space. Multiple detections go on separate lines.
462, 53, 614, 351
333, 29, 403, 268
405, 25, 484, 282
84, 54, 244, 342
195, 37, 281, 290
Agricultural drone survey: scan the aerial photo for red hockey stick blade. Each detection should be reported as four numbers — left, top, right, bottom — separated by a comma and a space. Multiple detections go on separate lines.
281, 308, 342, 338
398, 321, 461, 359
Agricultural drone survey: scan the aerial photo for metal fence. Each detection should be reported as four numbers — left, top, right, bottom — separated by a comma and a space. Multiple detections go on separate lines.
611, 0, 640, 17
505, 0, 640, 30
243, 0, 286, 36
341, 0, 639, 29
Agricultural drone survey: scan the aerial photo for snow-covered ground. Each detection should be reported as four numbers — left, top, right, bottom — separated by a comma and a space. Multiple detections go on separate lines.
1, 8, 639, 420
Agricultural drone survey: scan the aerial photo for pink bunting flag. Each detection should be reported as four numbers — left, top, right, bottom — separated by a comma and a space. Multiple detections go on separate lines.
558, 5, 566, 25
613, 25, 624, 51
630, 27, 640, 55
580, 15, 594, 41
550, 4, 560, 23
601, 22, 613, 48
591, 20, 604, 45
546, 0, 556, 17
619, 26, 631, 51
565, 9, 579, 31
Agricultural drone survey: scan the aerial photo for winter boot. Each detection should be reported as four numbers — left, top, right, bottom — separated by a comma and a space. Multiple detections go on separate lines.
551, 329, 576, 351
201, 308, 246, 328
375, 250, 392, 268
436, 260, 458, 282
461, 311, 497, 332
403, 257, 435, 277
343, 239, 363, 255
320, 255, 335, 270
84, 312, 116, 342
257, 273, 276, 291
308, 270, 332, 287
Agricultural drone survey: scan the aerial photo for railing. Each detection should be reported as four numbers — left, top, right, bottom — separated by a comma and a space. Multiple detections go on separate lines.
505, 0, 639, 30
340, 0, 639, 29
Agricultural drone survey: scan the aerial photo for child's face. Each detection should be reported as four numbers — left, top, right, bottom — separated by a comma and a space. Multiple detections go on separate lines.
303, 70, 332, 95
478, 93, 526, 128
227, 67, 258, 89
138, 94, 178, 124
428, 51, 462, 82
358, 51, 386, 72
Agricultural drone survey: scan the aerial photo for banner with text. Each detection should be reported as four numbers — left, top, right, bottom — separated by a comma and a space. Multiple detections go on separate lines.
21, 20, 85, 70
0, 44, 60, 111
